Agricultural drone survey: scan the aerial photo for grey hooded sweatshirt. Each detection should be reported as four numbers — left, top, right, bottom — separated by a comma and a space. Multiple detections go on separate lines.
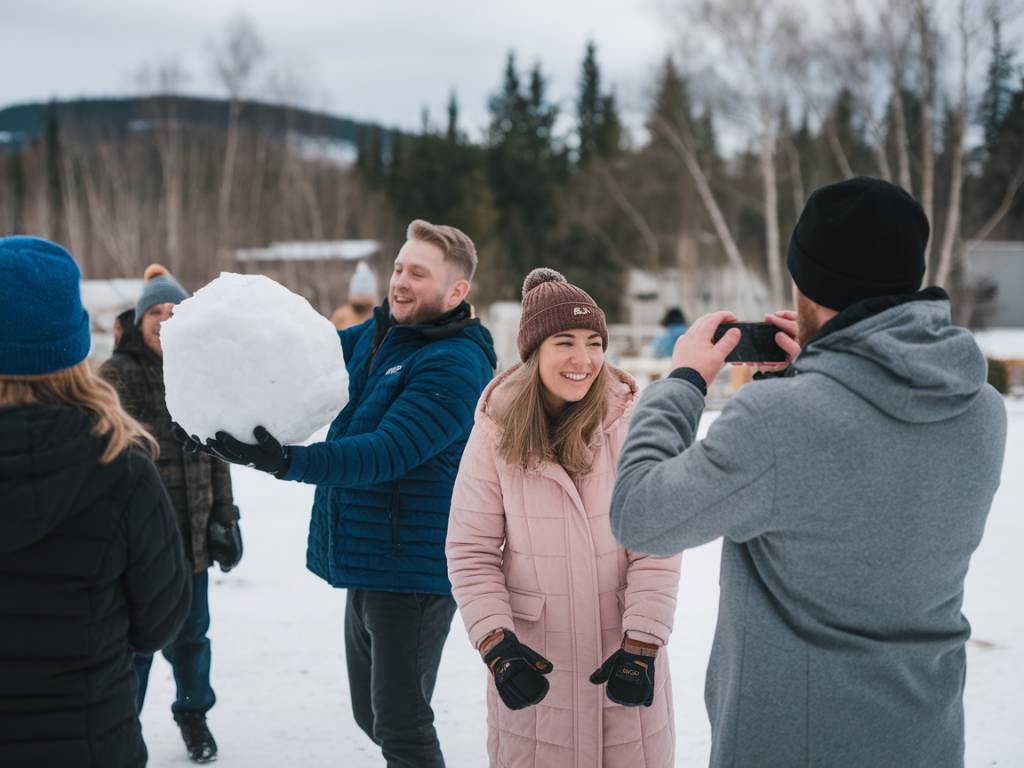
611, 294, 1007, 768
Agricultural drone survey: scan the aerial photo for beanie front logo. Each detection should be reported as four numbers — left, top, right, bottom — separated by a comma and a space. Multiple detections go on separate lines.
572, 306, 591, 316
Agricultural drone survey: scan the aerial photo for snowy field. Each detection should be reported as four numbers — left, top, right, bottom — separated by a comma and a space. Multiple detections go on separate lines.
140, 401, 1024, 767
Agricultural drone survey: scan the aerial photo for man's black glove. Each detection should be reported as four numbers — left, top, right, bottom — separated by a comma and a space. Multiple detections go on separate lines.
207, 503, 243, 572
589, 640, 657, 707
482, 630, 553, 711
204, 426, 291, 478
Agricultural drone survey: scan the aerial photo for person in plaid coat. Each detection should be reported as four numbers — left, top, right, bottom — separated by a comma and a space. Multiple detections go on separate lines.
100, 266, 240, 764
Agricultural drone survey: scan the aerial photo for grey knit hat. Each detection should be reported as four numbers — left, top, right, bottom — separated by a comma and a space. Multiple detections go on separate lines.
517, 268, 607, 361
135, 264, 188, 324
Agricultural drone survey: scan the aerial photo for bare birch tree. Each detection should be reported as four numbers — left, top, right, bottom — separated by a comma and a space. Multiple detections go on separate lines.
137, 58, 190, 275
827, 0, 894, 180
934, 0, 973, 288
913, 0, 937, 277
934, 0, 1020, 287
210, 15, 265, 251
879, 2, 916, 193
679, 0, 802, 306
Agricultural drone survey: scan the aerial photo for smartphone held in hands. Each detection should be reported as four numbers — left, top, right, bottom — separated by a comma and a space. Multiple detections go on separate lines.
713, 322, 787, 363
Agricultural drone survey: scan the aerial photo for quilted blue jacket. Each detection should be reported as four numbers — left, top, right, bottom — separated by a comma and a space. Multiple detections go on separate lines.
283, 301, 496, 594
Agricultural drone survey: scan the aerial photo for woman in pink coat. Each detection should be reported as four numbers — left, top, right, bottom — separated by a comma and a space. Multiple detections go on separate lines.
447, 268, 682, 767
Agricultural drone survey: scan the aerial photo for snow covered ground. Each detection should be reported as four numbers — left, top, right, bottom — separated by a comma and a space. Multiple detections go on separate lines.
140, 401, 1024, 767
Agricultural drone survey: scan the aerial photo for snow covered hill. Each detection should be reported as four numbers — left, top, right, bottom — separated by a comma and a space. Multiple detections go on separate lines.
140, 401, 1024, 767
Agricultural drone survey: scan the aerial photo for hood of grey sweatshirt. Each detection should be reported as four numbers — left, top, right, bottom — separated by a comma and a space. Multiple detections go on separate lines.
794, 297, 987, 424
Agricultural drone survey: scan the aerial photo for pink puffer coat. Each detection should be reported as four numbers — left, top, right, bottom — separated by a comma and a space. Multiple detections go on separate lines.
447, 364, 681, 768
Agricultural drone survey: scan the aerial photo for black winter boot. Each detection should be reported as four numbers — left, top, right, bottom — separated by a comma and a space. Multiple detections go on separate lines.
174, 711, 218, 763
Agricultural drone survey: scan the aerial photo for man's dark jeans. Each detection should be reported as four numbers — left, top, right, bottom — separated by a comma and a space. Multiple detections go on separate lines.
345, 589, 457, 768
135, 569, 216, 715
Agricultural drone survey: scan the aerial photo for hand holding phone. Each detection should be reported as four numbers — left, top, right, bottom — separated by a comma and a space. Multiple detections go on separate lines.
670, 311, 741, 384
712, 322, 787, 363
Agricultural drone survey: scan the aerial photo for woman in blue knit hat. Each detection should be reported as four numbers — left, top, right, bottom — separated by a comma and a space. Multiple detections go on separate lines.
0, 236, 191, 768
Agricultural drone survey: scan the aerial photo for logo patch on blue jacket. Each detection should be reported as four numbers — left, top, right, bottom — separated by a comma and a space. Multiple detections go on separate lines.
385, 365, 403, 376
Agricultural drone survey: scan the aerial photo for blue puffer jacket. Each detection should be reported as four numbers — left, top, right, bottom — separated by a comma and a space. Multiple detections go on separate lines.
282, 301, 496, 595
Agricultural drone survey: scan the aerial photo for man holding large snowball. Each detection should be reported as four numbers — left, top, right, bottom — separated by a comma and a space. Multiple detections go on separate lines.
101, 265, 242, 764
202, 220, 496, 768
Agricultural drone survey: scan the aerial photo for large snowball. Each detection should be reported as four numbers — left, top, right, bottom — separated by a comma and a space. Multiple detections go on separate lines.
162, 272, 348, 445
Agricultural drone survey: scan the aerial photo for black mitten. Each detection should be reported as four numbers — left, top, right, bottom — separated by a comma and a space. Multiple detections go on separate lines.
589, 645, 656, 707
482, 630, 553, 710
205, 426, 291, 478
207, 503, 243, 572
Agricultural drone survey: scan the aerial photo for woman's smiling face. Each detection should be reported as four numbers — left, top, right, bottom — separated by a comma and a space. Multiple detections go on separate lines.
537, 329, 605, 412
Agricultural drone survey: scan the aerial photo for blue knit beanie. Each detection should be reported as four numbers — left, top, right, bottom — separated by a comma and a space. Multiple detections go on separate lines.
135, 263, 189, 324
0, 236, 91, 376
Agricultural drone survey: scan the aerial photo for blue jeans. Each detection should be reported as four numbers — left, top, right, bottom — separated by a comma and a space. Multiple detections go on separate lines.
135, 569, 216, 715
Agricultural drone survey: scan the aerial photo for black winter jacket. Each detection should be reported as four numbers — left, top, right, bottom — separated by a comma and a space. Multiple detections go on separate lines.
0, 404, 190, 768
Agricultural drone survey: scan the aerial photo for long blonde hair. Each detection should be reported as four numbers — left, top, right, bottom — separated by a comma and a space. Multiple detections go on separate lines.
0, 361, 157, 464
495, 355, 609, 476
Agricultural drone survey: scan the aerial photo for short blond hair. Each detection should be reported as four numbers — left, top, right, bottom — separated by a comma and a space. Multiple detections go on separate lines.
406, 219, 478, 282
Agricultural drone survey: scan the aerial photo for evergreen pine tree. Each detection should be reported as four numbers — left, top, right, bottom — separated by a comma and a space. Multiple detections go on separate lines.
368, 127, 385, 185
646, 57, 692, 154
355, 125, 370, 178
486, 53, 565, 295
596, 92, 622, 160
43, 102, 64, 243
9, 149, 27, 234
976, 75, 1024, 238
637, 56, 699, 267
693, 105, 719, 179
577, 42, 602, 166
822, 88, 873, 180
355, 125, 386, 188
446, 90, 460, 144
979, 14, 1016, 149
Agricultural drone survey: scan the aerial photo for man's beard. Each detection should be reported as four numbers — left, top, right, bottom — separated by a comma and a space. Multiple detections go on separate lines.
796, 291, 824, 346
391, 292, 449, 325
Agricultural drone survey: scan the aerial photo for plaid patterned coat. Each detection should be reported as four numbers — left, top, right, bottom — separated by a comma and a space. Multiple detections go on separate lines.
99, 312, 234, 572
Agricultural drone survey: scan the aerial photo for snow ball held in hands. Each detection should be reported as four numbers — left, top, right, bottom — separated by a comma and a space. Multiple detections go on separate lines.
161, 272, 348, 445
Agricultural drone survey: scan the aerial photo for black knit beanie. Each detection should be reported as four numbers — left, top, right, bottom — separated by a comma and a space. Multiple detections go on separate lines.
787, 177, 930, 311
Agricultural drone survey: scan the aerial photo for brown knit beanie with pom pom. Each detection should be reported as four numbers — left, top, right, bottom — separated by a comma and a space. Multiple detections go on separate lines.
134, 263, 189, 324
517, 268, 607, 361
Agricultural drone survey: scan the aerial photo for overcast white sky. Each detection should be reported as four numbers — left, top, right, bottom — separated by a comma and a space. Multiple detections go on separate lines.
2, 0, 680, 137
5, 0, 1020, 151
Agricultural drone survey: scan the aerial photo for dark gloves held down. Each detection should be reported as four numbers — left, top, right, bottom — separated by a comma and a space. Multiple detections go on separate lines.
484, 630, 656, 710
207, 503, 243, 573
172, 423, 291, 478
590, 646, 656, 707
483, 631, 553, 711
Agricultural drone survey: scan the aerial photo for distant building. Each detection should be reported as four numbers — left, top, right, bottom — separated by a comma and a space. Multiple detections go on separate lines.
620, 267, 773, 356
959, 240, 1024, 393
80, 278, 146, 362
233, 240, 381, 315
962, 240, 1024, 329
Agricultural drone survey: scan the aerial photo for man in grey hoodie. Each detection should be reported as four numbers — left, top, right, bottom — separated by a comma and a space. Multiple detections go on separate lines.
611, 177, 1007, 768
